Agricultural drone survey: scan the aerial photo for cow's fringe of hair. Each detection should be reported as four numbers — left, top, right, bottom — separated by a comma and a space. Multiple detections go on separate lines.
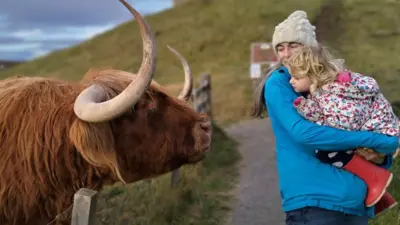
0, 69, 146, 224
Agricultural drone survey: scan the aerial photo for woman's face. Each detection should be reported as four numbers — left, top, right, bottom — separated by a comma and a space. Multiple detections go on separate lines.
276, 42, 303, 60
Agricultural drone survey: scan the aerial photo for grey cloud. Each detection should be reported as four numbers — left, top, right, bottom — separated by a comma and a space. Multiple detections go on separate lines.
0, 34, 78, 46
0, 0, 172, 60
0, 0, 133, 29
0, 36, 21, 44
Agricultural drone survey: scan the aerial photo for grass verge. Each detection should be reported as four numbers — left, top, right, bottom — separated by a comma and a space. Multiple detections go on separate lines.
91, 124, 241, 225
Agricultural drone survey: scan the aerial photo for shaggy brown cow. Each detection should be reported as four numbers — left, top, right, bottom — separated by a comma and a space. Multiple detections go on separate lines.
0, 1, 212, 224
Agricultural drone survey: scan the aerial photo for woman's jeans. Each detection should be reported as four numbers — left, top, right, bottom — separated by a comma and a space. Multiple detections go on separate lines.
285, 207, 368, 225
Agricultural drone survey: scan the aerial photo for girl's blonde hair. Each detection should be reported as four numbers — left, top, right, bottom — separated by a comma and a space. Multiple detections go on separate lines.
250, 44, 345, 118
283, 46, 344, 94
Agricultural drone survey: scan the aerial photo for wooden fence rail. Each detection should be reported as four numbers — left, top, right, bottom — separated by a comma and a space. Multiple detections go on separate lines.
70, 73, 212, 225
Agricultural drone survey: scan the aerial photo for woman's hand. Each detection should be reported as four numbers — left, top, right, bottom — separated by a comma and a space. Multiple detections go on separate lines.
355, 148, 386, 164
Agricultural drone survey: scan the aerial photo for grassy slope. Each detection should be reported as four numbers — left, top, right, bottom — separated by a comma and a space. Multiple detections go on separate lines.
4, 0, 399, 223
318, 0, 400, 224
92, 124, 241, 225
0, 0, 324, 126
328, 0, 400, 103
0, 1, 324, 224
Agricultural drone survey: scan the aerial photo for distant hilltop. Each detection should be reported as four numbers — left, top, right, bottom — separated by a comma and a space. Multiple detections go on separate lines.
173, 0, 211, 6
173, 0, 192, 6
0, 60, 23, 71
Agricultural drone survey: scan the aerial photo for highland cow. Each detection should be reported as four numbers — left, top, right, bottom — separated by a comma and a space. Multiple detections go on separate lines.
0, 1, 212, 224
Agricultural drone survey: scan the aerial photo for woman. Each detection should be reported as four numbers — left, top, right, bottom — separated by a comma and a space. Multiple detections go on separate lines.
251, 10, 399, 225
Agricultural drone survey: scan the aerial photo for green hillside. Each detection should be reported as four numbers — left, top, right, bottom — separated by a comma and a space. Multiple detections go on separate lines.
0, 0, 325, 125
317, 0, 400, 103
2, 0, 400, 224
1, 0, 399, 126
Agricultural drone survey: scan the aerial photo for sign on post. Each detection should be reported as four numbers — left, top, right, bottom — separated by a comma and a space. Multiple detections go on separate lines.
249, 42, 278, 95
250, 64, 261, 79
250, 42, 278, 79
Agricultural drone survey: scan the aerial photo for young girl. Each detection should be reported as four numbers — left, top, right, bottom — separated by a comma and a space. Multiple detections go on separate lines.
282, 46, 400, 215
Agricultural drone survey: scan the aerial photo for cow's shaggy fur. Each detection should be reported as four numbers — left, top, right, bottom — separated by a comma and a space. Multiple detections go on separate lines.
0, 69, 208, 225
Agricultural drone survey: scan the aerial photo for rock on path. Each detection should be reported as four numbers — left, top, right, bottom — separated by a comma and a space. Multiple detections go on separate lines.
225, 118, 285, 225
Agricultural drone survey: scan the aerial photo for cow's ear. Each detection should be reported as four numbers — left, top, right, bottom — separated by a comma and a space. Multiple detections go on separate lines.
69, 118, 121, 179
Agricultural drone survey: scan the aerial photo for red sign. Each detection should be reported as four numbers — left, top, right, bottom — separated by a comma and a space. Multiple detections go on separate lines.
249, 42, 278, 78
250, 42, 277, 64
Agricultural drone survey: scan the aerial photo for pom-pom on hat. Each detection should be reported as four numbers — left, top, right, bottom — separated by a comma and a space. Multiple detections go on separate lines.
272, 10, 319, 53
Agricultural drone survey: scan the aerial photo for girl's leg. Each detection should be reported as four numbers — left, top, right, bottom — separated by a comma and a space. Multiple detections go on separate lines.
315, 150, 392, 207
315, 150, 353, 167
285, 207, 368, 225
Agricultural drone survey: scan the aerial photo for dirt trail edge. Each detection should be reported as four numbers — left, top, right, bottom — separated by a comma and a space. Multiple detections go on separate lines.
225, 118, 285, 225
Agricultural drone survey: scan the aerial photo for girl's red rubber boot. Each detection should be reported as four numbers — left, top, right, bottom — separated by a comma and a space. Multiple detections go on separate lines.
343, 154, 393, 207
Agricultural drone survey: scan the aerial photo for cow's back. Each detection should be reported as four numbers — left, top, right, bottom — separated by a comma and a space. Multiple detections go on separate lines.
0, 76, 82, 224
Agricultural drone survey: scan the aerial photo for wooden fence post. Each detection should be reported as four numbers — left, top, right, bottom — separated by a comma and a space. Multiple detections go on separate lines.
170, 73, 212, 187
193, 74, 212, 117
71, 188, 98, 225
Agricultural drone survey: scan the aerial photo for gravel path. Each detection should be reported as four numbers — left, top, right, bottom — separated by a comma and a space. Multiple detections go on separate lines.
225, 118, 285, 225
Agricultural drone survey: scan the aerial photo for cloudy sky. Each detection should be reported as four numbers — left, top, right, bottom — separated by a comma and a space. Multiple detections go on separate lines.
0, 0, 173, 61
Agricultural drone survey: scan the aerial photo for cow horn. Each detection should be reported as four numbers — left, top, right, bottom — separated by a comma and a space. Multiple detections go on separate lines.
73, 0, 157, 122
167, 45, 193, 101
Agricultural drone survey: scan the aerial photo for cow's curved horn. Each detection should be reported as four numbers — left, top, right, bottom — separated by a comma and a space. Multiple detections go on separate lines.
73, 0, 157, 122
167, 45, 193, 101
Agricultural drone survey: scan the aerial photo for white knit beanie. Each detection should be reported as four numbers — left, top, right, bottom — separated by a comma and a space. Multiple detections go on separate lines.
272, 10, 319, 53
